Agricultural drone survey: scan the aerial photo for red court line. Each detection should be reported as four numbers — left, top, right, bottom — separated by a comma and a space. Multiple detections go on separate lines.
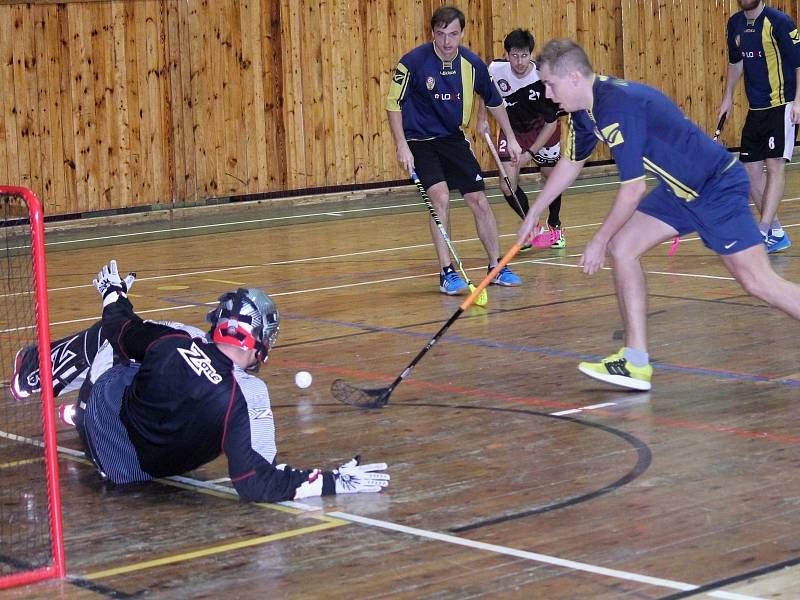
273, 359, 800, 446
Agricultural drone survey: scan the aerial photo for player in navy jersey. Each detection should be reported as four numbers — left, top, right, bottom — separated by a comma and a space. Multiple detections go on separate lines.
478, 28, 567, 250
517, 39, 800, 391
387, 5, 523, 295
12, 261, 389, 502
718, 0, 800, 253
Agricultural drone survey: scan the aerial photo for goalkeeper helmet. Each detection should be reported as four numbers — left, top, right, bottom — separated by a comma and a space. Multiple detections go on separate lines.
207, 288, 279, 364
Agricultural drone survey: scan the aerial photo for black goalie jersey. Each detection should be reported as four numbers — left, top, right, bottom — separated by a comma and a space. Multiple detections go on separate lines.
488, 59, 563, 134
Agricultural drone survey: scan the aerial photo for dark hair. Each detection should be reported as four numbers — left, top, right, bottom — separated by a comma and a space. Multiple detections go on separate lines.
431, 5, 465, 31
537, 38, 593, 76
504, 29, 535, 53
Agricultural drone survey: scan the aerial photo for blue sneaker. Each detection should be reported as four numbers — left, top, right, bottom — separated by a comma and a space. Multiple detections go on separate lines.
764, 230, 791, 254
439, 269, 468, 295
490, 265, 522, 286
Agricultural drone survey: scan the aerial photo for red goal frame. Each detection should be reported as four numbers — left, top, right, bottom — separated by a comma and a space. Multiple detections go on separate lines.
0, 186, 66, 588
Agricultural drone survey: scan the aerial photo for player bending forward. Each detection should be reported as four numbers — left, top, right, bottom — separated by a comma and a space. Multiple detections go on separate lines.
11, 260, 389, 502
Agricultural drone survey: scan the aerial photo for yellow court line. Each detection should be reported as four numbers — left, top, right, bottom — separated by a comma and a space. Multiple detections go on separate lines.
0, 456, 44, 469
84, 519, 347, 580
204, 278, 246, 286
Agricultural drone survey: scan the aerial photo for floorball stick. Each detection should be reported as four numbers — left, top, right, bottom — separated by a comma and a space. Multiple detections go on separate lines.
483, 130, 560, 248
410, 170, 488, 308
713, 113, 727, 142
331, 242, 522, 409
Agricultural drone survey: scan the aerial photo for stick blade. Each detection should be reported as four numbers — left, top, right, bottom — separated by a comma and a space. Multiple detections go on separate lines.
468, 283, 488, 307
531, 227, 560, 248
331, 378, 391, 409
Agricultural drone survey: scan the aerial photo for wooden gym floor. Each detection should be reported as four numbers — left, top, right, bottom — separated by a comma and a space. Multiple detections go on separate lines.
1, 166, 800, 599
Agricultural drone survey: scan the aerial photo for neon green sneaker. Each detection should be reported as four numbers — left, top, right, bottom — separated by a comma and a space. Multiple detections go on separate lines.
578, 348, 652, 391
550, 225, 566, 249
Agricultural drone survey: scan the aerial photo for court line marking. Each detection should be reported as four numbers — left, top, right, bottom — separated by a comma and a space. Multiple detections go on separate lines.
0, 430, 768, 598
83, 520, 346, 580
321, 512, 764, 600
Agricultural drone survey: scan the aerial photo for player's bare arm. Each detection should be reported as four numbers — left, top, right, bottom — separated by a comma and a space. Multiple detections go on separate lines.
517, 158, 583, 245
718, 61, 743, 121
579, 178, 647, 275
387, 109, 414, 173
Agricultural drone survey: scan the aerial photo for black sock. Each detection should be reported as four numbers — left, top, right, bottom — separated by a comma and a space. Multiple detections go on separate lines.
504, 193, 526, 219
442, 263, 455, 274
514, 186, 530, 217
548, 194, 562, 228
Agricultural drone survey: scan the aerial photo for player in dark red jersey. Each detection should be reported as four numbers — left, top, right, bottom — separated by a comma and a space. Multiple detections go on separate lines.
479, 28, 567, 249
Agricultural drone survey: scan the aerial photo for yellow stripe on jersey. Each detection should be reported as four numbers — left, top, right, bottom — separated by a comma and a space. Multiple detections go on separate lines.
386, 63, 410, 111
762, 18, 786, 106
643, 157, 699, 200
460, 56, 475, 129
565, 114, 578, 160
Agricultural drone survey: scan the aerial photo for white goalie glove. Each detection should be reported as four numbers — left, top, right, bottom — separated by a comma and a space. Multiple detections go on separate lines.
333, 456, 390, 494
93, 260, 136, 306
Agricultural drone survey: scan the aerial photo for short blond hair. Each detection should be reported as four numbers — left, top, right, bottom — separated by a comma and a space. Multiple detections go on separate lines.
538, 39, 593, 76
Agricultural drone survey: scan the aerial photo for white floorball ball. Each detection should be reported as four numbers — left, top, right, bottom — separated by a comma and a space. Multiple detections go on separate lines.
295, 371, 312, 389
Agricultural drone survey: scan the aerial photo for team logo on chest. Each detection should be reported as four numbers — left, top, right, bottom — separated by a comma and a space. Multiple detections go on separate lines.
426, 76, 435, 90
497, 79, 511, 93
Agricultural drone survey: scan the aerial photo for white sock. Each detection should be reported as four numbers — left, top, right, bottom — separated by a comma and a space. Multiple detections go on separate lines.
771, 227, 785, 237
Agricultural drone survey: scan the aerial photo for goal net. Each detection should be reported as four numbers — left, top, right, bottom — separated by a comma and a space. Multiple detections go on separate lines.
0, 187, 65, 588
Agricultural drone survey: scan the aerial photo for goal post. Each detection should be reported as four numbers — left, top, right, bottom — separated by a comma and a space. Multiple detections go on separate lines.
0, 186, 66, 587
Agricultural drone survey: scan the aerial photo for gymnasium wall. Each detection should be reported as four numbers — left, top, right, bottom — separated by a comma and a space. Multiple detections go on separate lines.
0, 0, 797, 217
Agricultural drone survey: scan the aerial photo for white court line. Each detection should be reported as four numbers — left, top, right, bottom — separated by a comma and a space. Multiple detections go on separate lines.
0, 428, 766, 599
551, 402, 617, 416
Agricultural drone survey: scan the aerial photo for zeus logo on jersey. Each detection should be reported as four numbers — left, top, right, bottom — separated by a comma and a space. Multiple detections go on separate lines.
177, 343, 223, 384
600, 123, 624, 147
393, 69, 406, 84
791, 29, 800, 44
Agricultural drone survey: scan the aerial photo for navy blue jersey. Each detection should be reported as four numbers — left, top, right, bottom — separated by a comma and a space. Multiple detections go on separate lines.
727, 6, 800, 109
566, 75, 736, 201
101, 297, 333, 502
387, 43, 502, 140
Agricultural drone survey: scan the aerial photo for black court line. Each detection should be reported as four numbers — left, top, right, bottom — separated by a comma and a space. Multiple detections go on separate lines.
656, 554, 800, 600
386, 404, 653, 534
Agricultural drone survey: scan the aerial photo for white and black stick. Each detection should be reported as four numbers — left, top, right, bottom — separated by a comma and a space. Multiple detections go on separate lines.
331, 243, 522, 409
410, 170, 488, 308
713, 113, 727, 142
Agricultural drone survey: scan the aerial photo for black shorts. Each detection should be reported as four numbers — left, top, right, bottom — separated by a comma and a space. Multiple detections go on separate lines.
739, 104, 796, 162
408, 134, 485, 194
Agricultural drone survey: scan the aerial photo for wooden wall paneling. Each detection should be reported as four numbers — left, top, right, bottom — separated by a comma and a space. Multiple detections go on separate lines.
0, 6, 11, 185
41, 4, 70, 213
14, 5, 36, 192
187, 0, 210, 198
302, 2, 326, 186
54, 4, 78, 212
317, 0, 340, 185
217, 0, 245, 196
31, 5, 55, 204
90, 1, 113, 209
66, 5, 98, 212
348, 1, 368, 184
166, 0, 194, 204
204, 0, 224, 197
279, 0, 307, 189
109, 1, 132, 210
124, 0, 147, 207
263, 0, 286, 190
239, 0, 265, 193
132, 0, 155, 205
362, 0, 384, 181
154, 0, 177, 205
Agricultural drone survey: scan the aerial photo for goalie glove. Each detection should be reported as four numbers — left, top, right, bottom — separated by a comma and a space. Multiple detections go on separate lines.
333, 456, 390, 494
93, 260, 136, 307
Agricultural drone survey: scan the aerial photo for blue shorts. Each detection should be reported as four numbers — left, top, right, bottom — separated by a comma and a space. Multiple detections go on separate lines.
77, 362, 152, 484
637, 161, 762, 255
